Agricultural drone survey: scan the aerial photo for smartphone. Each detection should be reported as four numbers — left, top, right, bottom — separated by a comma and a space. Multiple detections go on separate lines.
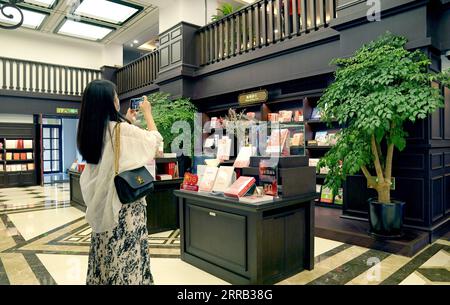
130, 97, 144, 110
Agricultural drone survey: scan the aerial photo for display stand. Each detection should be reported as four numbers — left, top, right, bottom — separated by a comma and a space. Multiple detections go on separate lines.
175, 190, 316, 284
0, 123, 38, 188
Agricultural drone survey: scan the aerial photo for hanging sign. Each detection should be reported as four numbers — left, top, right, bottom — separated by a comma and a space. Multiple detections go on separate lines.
238, 90, 268, 106
56, 108, 78, 115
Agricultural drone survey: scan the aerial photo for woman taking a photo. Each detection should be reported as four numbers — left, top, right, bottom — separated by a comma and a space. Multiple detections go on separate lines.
77, 79, 162, 285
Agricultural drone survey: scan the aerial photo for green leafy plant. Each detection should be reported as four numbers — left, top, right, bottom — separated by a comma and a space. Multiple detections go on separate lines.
136, 92, 197, 154
317, 32, 450, 203
211, 3, 240, 22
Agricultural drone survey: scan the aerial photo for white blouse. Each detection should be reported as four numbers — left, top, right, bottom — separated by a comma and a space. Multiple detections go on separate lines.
80, 121, 163, 233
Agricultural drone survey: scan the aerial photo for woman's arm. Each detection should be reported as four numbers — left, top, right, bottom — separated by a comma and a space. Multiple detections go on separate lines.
140, 96, 157, 132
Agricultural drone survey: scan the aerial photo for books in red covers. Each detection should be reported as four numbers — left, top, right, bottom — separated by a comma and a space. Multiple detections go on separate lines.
20, 153, 26, 160
164, 162, 177, 177
13, 153, 20, 160
224, 176, 256, 198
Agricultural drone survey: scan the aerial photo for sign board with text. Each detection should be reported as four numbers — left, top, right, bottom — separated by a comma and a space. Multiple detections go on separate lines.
56, 108, 78, 115
238, 90, 268, 106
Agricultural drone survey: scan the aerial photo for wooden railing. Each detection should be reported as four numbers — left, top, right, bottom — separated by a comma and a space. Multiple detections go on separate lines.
116, 50, 159, 95
0, 57, 102, 96
197, 0, 336, 66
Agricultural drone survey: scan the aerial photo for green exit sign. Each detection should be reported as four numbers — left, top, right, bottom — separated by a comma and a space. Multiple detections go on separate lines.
56, 108, 78, 115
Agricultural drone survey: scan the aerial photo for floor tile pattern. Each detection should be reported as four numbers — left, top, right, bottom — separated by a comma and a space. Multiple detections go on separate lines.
0, 183, 449, 285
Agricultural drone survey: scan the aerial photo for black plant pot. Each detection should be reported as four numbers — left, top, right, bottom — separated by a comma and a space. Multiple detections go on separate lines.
368, 199, 405, 238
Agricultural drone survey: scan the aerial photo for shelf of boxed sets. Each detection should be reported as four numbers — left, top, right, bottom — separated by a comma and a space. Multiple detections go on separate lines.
0, 138, 35, 173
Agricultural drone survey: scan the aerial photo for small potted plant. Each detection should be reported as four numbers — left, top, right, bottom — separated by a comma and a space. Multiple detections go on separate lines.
136, 92, 197, 175
317, 32, 450, 237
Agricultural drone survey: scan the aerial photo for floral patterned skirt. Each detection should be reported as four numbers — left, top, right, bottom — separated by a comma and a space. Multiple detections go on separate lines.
86, 200, 153, 285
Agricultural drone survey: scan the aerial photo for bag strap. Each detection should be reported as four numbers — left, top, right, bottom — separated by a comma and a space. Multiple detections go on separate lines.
114, 122, 121, 175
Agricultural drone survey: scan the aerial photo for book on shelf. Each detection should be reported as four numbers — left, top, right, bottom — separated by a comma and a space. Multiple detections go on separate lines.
212, 166, 236, 193
238, 195, 274, 204
334, 188, 343, 205
224, 176, 256, 198
24, 140, 33, 149
233, 146, 253, 168
163, 153, 177, 158
156, 174, 172, 181
316, 184, 322, 194
5, 140, 16, 149
309, 158, 320, 168
291, 132, 304, 146
204, 158, 221, 167
5, 153, 12, 160
310, 107, 322, 120
198, 166, 219, 192
13, 153, 20, 160
204, 137, 215, 149
164, 162, 177, 178
294, 110, 303, 122
327, 130, 340, 146
315, 131, 328, 146
217, 136, 232, 161
196, 164, 208, 182
26, 152, 33, 160
319, 166, 330, 174
259, 160, 278, 196
266, 129, 290, 155
0, 165, 3, 172
20, 153, 26, 160
21, 164, 27, 171
278, 110, 293, 122
320, 187, 333, 203
27, 163, 35, 171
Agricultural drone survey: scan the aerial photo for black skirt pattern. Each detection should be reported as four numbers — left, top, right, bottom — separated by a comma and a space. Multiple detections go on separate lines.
86, 200, 154, 285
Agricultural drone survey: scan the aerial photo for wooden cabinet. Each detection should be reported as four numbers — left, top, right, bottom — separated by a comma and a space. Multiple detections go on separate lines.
186, 204, 248, 276
176, 190, 316, 284
69, 170, 85, 210
146, 178, 183, 234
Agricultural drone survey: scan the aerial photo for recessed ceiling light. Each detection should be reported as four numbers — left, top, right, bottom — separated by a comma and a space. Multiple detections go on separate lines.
74, 0, 140, 24
57, 19, 113, 41
130, 43, 134, 47
0, 6, 47, 29
24, 0, 56, 8
133, 40, 139, 44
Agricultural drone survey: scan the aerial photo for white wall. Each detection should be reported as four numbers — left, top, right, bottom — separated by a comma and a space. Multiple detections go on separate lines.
0, 30, 123, 70
62, 118, 79, 172
0, 114, 33, 124
159, 0, 219, 33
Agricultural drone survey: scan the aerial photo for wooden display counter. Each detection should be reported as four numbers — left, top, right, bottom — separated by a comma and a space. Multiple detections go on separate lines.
69, 170, 85, 210
174, 190, 316, 284
69, 170, 183, 233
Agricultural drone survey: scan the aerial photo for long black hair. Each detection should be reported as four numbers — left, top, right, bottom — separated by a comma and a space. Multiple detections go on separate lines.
77, 79, 128, 164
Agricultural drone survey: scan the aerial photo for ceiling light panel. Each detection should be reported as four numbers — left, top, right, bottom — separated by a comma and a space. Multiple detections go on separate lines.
0, 6, 47, 29
74, 0, 140, 24
24, 0, 56, 8
57, 19, 113, 41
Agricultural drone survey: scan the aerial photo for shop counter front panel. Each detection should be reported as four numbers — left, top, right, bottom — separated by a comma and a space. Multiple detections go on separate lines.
175, 190, 316, 284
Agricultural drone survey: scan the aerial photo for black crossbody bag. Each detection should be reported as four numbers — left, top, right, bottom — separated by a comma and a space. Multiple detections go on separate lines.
113, 123, 155, 204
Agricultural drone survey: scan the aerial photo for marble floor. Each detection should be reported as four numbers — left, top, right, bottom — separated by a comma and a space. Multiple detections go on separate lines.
0, 183, 449, 285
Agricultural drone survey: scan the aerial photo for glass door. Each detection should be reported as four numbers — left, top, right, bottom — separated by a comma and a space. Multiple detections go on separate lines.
42, 125, 62, 173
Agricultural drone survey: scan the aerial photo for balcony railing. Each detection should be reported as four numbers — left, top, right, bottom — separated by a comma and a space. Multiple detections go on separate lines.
197, 0, 336, 66
116, 50, 159, 95
0, 57, 102, 96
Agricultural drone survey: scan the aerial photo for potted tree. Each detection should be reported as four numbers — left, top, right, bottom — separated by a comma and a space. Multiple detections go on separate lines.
317, 33, 450, 237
